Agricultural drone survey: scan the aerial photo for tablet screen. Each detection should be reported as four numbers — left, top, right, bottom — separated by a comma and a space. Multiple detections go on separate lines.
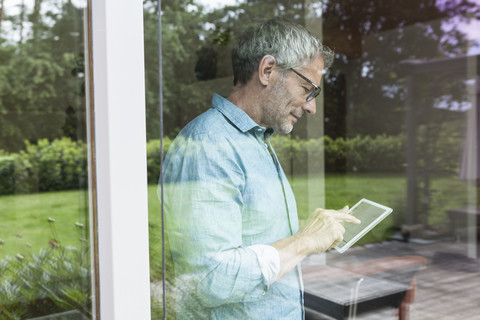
334, 199, 393, 253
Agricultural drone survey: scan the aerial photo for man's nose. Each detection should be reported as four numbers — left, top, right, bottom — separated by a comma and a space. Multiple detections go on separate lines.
302, 98, 316, 115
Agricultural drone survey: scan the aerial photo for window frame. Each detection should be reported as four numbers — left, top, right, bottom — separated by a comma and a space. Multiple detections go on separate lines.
88, 0, 151, 318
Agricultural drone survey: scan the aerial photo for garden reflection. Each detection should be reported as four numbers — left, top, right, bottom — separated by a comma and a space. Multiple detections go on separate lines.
149, 0, 480, 319
0, 0, 478, 319
0, 1, 93, 319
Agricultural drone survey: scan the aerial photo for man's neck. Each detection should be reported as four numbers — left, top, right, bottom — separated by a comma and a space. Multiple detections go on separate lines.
226, 81, 266, 128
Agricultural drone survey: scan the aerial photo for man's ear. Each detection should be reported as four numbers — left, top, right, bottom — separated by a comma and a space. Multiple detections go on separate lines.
257, 55, 276, 86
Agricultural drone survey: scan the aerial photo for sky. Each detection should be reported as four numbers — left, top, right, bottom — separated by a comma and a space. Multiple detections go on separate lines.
3, 0, 86, 15
1, 0, 87, 43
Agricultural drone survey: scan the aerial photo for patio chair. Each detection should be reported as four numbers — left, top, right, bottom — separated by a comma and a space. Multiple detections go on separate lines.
302, 255, 427, 320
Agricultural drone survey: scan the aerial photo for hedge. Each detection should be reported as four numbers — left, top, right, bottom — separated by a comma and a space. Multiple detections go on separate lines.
268, 134, 406, 175
0, 133, 462, 194
0, 138, 87, 195
146, 134, 407, 182
0, 156, 15, 195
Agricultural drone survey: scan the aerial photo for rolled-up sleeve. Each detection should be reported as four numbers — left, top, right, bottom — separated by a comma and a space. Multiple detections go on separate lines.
163, 132, 272, 306
248, 244, 280, 285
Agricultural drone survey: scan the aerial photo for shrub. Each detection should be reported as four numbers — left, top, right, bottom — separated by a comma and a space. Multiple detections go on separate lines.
0, 218, 92, 319
346, 134, 405, 172
0, 246, 92, 319
0, 132, 461, 195
0, 138, 87, 195
146, 138, 173, 184
24, 138, 88, 192
324, 136, 347, 173
11, 152, 38, 194
269, 135, 294, 174
272, 134, 405, 174
0, 156, 15, 195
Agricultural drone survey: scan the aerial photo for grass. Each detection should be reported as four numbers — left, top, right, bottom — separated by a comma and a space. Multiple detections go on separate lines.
291, 173, 407, 217
0, 173, 475, 258
0, 172, 471, 320
291, 173, 409, 245
0, 190, 89, 259
298, 172, 473, 245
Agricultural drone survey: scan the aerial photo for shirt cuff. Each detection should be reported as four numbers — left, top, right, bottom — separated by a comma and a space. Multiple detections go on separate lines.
248, 244, 280, 286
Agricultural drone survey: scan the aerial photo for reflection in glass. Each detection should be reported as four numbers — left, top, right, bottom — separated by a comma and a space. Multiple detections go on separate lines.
0, 1, 93, 319
151, 0, 480, 319
317, 1, 480, 319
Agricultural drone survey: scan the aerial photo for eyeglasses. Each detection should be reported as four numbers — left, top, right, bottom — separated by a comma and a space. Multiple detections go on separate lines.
290, 68, 321, 102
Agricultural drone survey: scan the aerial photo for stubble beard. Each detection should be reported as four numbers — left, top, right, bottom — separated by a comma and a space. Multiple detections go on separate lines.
263, 77, 294, 134
277, 119, 293, 134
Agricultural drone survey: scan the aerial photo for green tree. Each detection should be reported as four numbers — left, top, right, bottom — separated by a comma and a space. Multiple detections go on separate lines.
147, 0, 308, 138
0, 1, 86, 152
144, 0, 210, 139
321, 0, 479, 138
0, 0, 5, 33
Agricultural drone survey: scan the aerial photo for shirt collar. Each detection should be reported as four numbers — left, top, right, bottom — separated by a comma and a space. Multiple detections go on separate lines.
212, 93, 269, 134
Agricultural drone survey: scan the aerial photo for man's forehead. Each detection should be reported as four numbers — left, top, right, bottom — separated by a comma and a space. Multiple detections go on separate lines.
298, 59, 324, 83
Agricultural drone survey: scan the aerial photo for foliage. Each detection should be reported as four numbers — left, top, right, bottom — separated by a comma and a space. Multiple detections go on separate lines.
150, 0, 479, 141
0, 138, 87, 195
0, 2, 86, 152
144, 0, 211, 139
0, 173, 473, 318
346, 134, 406, 172
323, 136, 347, 173
1, 0, 478, 147
18, 138, 86, 194
146, 138, 173, 185
271, 134, 407, 174
0, 131, 464, 195
1, 1, 476, 317
0, 219, 91, 320
0, 134, 450, 195
0, 156, 15, 195
25, 138, 87, 192
321, 0, 479, 139
270, 132, 463, 176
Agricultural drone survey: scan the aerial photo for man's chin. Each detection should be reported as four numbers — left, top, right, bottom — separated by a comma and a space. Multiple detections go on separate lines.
277, 124, 294, 134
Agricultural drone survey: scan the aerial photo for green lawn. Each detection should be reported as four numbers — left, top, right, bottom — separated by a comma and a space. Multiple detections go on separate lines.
0, 190, 89, 259
290, 173, 409, 245
149, 172, 476, 249
1, 173, 474, 258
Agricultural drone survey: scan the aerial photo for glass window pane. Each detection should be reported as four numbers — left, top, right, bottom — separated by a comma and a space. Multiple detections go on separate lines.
0, 1, 95, 318
152, 0, 480, 319
319, 1, 480, 319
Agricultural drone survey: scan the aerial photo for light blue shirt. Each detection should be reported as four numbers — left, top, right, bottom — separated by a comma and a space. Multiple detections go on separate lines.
162, 93, 304, 319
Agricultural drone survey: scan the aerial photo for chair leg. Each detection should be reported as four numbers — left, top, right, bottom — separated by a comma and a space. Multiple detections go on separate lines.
397, 276, 417, 320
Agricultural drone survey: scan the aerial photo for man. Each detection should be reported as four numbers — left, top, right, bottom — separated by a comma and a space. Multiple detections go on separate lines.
162, 18, 360, 319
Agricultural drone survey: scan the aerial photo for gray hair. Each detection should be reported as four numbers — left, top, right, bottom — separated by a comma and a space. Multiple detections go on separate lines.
231, 18, 334, 85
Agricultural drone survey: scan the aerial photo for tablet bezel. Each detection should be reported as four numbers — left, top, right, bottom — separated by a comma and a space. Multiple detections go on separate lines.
334, 198, 393, 253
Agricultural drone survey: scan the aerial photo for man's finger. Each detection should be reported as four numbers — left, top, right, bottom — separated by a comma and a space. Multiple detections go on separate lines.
334, 211, 361, 224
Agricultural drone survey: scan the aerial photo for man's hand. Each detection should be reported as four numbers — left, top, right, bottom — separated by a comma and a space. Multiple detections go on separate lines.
271, 206, 360, 282
296, 206, 361, 255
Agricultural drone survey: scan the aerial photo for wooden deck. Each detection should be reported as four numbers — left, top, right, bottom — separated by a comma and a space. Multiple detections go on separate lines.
303, 240, 480, 320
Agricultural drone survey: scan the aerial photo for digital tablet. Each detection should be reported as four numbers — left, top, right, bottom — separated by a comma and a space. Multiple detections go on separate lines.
334, 199, 393, 253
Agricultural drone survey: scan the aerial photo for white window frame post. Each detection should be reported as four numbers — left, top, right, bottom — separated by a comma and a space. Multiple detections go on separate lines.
90, 0, 151, 318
